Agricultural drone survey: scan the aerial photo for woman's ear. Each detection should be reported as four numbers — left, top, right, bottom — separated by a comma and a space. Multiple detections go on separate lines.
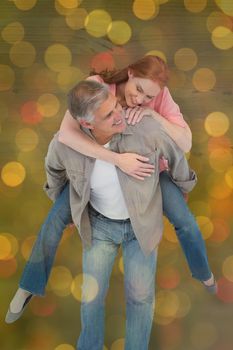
128, 69, 134, 79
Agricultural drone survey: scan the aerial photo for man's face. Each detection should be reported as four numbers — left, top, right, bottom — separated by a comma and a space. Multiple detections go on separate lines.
91, 93, 126, 138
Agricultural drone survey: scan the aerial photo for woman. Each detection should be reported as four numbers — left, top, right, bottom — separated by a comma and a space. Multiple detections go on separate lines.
6, 56, 216, 324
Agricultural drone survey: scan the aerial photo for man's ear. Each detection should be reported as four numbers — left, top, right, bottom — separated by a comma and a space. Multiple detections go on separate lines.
79, 119, 94, 130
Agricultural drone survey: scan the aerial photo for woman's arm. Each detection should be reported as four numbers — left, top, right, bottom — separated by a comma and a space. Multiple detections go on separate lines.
58, 110, 155, 180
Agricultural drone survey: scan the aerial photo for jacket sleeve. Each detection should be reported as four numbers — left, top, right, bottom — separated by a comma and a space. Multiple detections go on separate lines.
43, 137, 68, 202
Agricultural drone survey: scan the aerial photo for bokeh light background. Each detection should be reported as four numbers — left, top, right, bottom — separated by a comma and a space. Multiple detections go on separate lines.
0, 0, 233, 349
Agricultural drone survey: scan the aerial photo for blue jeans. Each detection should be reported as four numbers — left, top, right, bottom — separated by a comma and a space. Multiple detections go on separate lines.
19, 172, 211, 296
77, 205, 157, 350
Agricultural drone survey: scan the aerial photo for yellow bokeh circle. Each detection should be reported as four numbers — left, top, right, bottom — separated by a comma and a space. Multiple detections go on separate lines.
15, 128, 39, 152
1, 22, 25, 43
175, 291, 191, 318
133, 0, 159, 20
71, 273, 99, 302
65, 8, 87, 30
13, 0, 37, 11
206, 175, 232, 200
45, 44, 72, 72
107, 21, 132, 45
55, 345, 75, 350
57, 67, 85, 91
57, 0, 79, 8
196, 216, 213, 239
37, 94, 60, 117
146, 50, 167, 62
0, 236, 12, 260
192, 68, 216, 92
0, 65, 15, 91
174, 48, 198, 71
54, 0, 77, 16
215, 0, 233, 17
10, 41, 36, 68
211, 26, 233, 50
156, 290, 179, 318
225, 167, 233, 189
184, 0, 207, 13
207, 11, 232, 33
209, 149, 232, 173
1, 161, 26, 187
111, 338, 125, 350
85, 10, 112, 38
222, 256, 233, 282
49, 266, 73, 296
204, 112, 229, 137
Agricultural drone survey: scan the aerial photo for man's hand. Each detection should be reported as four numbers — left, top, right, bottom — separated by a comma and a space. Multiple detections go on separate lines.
125, 106, 155, 125
115, 153, 155, 180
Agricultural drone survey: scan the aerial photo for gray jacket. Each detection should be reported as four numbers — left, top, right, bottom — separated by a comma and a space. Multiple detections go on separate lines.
44, 117, 197, 255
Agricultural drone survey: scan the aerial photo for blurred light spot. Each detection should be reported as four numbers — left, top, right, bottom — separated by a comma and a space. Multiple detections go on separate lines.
13, 0, 37, 10
37, 94, 60, 118
107, 21, 132, 45
225, 167, 233, 189
208, 136, 232, 153
206, 175, 232, 200
157, 266, 180, 289
65, 8, 87, 30
190, 322, 218, 349
184, 0, 207, 13
10, 41, 36, 68
168, 69, 186, 89
209, 218, 230, 243
55, 345, 75, 350
211, 26, 233, 50
85, 10, 112, 37
192, 68, 216, 92
207, 11, 232, 33
154, 313, 174, 325
20, 101, 43, 124
1, 21, 24, 43
174, 48, 198, 71
0, 64, 15, 91
196, 216, 213, 239
49, 266, 73, 297
15, 128, 39, 152
0, 235, 11, 260
30, 294, 57, 317
175, 290, 191, 318
0, 258, 17, 278
222, 256, 233, 282
44, 44, 72, 72
189, 200, 211, 217
217, 277, 233, 303
215, 0, 233, 17
91, 52, 115, 73
156, 290, 180, 318
0, 232, 18, 260
71, 273, 99, 302
21, 235, 36, 260
55, 0, 77, 15
118, 256, 124, 274
163, 217, 178, 243
133, 0, 159, 20
111, 339, 125, 350
146, 50, 167, 62
57, 0, 79, 8
209, 149, 232, 173
158, 0, 169, 3
1, 161, 26, 187
57, 66, 86, 91
204, 111, 229, 137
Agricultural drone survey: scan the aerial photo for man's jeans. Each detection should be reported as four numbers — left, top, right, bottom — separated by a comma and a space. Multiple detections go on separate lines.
20, 171, 211, 296
77, 205, 157, 350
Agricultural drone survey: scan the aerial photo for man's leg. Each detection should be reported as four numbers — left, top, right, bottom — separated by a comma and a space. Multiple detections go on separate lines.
77, 207, 118, 350
6, 183, 72, 322
122, 224, 157, 350
160, 171, 213, 282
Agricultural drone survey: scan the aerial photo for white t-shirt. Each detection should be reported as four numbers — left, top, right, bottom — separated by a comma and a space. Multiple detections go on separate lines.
90, 143, 129, 220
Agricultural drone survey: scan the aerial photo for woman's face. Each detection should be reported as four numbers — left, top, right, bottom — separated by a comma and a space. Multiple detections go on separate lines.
124, 73, 161, 107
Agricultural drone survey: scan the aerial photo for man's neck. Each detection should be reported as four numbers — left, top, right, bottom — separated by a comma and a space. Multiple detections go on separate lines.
91, 130, 113, 145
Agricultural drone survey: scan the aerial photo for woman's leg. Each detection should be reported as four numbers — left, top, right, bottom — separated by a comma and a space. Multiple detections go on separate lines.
160, 171, 212, 282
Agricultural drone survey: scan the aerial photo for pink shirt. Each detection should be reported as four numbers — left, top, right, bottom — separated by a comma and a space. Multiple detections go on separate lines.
87, 75, 186, 170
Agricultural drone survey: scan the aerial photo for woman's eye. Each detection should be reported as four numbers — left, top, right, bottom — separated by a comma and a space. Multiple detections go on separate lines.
137, 86, 143, 92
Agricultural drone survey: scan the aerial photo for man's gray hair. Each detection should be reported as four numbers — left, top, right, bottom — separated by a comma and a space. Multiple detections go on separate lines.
67, 80, 109, 122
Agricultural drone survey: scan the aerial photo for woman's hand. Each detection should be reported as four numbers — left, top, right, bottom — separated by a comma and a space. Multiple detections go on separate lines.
125, 106, 154, 125
115, 153, 155, 180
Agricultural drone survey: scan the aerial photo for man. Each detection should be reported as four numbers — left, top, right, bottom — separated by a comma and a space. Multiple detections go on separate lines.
43, 80, 196, 350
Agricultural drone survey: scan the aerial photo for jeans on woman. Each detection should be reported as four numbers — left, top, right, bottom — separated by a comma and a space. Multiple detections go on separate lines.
19, 172, 212, 296
77, 205, 157, 350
